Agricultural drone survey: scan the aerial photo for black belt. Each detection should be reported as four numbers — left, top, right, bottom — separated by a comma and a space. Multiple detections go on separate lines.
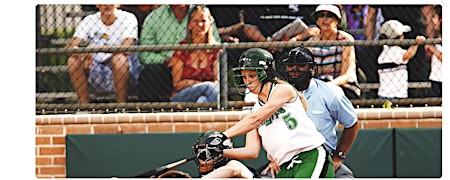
377, 63, 406, 70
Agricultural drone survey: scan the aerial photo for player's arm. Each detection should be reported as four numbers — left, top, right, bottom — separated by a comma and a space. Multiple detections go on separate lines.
223, 129, 261, 160
223, 84, 295, 138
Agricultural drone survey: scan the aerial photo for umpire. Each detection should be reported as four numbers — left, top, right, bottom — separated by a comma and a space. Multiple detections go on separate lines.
275, 46, 359, 178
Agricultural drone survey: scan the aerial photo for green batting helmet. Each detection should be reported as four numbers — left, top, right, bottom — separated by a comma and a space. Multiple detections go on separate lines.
232, 48, 275, 92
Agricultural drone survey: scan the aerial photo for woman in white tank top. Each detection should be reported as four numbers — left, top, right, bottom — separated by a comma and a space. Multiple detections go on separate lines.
199, 48, 334, 178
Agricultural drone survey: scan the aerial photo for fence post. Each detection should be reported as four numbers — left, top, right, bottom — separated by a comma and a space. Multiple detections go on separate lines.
219, 45, 228, 109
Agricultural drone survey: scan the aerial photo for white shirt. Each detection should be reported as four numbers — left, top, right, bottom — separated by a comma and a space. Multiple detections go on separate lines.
377, 45, 408, 98
73, 9, 138, 63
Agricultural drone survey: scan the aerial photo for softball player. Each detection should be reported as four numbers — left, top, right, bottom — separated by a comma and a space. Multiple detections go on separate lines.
198, 48, 334, 178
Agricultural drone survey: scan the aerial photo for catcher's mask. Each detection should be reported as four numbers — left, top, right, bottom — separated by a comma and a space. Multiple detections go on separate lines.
277, 46, 316, 91
192, 130, 233, 175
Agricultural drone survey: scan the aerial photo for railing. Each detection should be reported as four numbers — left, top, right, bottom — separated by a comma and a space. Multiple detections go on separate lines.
36, 38, 442, 114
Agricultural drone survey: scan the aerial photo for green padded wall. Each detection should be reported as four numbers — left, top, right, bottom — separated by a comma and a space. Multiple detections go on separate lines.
338, 129, 395, 177
395, 128, 442, 177
66, 129, 441, 178
66, 133, 267, 178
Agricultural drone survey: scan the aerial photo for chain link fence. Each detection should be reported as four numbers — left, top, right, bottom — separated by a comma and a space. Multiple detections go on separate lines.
36, 4, 442, 114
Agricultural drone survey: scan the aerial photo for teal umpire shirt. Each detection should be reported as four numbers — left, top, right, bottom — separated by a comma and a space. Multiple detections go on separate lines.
301, 78, 358, 153
139, 5, 221, 65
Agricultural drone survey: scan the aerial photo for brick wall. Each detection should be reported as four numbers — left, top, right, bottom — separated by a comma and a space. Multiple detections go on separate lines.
35, 106, 442, 178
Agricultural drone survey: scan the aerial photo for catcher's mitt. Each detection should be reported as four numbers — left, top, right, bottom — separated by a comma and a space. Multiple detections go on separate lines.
157, 170, 192, 178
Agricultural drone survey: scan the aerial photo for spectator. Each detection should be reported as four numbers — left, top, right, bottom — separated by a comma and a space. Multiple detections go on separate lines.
200, 48, 334, 178
217, 10, 267, 43
265, 46, 359, 178
377, 20, 426, 99
424, 5, 442, 97
168, 5, 222, 103
208, 5, 296, 66
303, 4, 361, 99
363, 5, 430, 87
365, 5, 432, 40
137, 4, 221, 102
192, 130, 260, 178
344, 5, 368, 41
65, 4, 141, 103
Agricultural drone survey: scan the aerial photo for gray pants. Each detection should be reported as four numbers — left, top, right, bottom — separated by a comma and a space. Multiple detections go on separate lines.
335, 164, 354, 178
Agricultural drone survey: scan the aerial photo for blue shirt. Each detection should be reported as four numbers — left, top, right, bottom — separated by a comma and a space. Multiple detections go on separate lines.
302, 78, 358, 153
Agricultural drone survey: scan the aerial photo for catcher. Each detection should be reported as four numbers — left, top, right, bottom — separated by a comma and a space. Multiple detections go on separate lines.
192, 130, 261, 178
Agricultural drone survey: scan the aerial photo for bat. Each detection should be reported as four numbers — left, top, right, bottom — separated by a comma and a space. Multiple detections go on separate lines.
134, 155, 196, 178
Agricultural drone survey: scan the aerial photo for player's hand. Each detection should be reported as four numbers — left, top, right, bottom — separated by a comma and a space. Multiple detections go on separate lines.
262, 161, 280, 178
205, 132, 228, 158
196, 132, 228, 161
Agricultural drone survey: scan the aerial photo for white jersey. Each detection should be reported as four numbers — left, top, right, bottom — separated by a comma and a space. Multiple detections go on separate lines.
254, 84, 325, 166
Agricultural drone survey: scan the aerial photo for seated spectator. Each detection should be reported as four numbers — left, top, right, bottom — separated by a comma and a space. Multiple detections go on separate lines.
168, 5, 222, 103
65, 4, 141, 103
377, 20, 426, 99
137, 4, 221, 102
299, 4, 361, 99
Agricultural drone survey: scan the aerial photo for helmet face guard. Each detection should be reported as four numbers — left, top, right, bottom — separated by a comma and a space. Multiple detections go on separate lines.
232, 67, 267, 95
193, 143, 220, 173
277, 47, 315, 91
192, 131, 233, 174
232, 48, 275, 95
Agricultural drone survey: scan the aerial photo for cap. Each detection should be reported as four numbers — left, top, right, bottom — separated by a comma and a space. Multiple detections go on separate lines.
379, 20, 411, 39
315, 4, 341, 20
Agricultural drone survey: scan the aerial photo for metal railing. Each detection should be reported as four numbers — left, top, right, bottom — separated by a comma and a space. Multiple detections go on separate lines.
36, 38, 442, 114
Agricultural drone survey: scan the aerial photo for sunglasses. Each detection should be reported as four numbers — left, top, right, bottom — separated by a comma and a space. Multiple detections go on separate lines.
316, 12, 335, 19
